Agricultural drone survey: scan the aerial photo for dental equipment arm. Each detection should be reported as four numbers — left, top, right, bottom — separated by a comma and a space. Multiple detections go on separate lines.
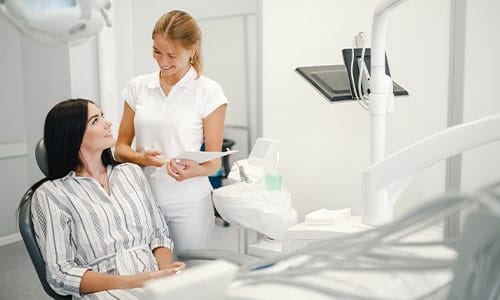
364, 0, 500, 226
362, 0, 410, 226
370, 0, 408, 164
362, 113, 500, 225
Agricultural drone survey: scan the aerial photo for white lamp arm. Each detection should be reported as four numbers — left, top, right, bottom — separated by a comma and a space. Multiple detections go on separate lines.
363, 0, 409, 226
370, 0, 409, 163
362, 113, 500, 225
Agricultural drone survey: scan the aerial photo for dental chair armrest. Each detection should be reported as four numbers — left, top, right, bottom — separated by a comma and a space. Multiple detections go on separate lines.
176, 249, 259, 266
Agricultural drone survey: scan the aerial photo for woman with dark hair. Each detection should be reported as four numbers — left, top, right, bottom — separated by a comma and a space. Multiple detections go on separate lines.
30, 99, 185, 299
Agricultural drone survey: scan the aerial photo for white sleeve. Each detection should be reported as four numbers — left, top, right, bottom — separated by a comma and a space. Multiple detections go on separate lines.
121, 79, 138, 111
32, 189, 90, 297
201, 80, 228, 118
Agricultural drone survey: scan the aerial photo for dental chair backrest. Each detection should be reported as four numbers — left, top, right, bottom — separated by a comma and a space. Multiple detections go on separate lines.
18, 138, 71, 300
35, 138, 48, 176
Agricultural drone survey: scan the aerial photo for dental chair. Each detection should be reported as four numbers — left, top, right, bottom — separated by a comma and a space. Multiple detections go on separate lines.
19, 190, 70, 300
19, 139, 257, 299
18, 139, 70, 300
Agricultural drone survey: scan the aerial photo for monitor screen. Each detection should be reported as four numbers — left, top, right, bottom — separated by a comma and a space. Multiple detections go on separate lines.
295, 52, 408, 103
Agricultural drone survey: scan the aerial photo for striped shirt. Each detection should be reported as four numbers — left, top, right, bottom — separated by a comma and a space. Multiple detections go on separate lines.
31, 163, 173, 299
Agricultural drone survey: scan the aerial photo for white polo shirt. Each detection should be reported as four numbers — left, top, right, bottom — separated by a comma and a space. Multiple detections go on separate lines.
122, 67, 228, 205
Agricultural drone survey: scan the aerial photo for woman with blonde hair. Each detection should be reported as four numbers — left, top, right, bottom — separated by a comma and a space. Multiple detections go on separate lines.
115, 10, 228, 253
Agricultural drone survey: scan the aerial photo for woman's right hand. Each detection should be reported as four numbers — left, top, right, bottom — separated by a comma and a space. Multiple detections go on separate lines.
126, 267, 177, 288
142, 150, 167, 167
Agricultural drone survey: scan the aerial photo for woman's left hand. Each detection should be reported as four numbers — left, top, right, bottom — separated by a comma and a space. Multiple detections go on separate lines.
166, 158, 201, 181
165, 261, 187, 274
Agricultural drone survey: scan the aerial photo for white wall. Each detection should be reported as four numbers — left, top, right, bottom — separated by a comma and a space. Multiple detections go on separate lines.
20, 36, 73, 180
261, 0, 452, 219
69, 41, 100, 102
112, 0, 135, 134
0, 12, 98, 239
130, 0, 257, 76
0, 13, 30, 238
0, 13, 74, 238
461, 0, 500, 191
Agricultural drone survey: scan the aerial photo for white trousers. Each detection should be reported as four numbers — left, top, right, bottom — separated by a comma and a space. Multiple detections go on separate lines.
158, 194, 215, 254
148, 176, 215, 254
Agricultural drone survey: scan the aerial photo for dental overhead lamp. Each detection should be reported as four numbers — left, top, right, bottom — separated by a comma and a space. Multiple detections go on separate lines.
0, 0, 112, 46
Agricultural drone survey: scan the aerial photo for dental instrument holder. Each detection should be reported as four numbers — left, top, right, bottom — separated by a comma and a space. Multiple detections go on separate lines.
239, 165, 250, 183
228, 149, 250, 183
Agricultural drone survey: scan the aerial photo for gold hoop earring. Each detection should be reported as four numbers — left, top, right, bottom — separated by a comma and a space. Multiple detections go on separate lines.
190, 57, 194, 64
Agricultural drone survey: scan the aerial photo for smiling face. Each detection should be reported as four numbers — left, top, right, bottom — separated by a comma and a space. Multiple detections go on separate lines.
80, 103, 114, 153
153, 35, 195, 79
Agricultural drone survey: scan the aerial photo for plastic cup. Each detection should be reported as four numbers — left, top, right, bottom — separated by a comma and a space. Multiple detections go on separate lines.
266, 173, 282, 191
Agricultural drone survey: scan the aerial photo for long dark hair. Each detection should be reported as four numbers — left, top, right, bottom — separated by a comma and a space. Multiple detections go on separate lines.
17, 99, 118, 218
31, 98, 117, 191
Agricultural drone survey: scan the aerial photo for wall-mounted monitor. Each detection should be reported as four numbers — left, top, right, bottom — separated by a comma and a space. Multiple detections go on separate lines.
295, 48, 408, 103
